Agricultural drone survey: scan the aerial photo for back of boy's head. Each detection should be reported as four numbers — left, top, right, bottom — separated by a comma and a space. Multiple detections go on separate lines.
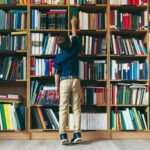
56, 34, 72, 50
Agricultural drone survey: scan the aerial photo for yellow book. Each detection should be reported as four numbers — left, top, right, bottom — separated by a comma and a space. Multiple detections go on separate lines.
8, 105, 14, 130
133, 107, 142, 130
119, 113, 122, 130
6, 59, 12, 80
11, 31, 27, 35
4, 104, 10, 130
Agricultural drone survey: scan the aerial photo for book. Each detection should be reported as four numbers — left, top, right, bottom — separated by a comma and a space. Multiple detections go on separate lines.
110, 10, 148, 30
111, 83, 148, 105
110, 60, 147, 80
81, 87, 107, 105
79, 60, 106, 80
0, 57, 27, 80
110, 0, 148, 5
30, 80, 59, 105
30, 57, 54, 76
79, 11, 106, 30
110, 34, 147, 55
70, 0, 107, 4
111, 107, 147, 131
31, 107, 59, 129
0, 10, 27, 30
0, 104, 26, 131
30, 0, 68, 4
31, 9, 67, 29
70, 113, 107, 130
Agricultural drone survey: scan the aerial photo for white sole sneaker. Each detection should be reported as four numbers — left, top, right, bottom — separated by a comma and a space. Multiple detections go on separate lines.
61, 140, 69, 145
71, 138, 82, 144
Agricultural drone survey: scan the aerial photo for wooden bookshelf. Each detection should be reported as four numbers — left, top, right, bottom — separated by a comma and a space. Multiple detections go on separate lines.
0, 0, 150, 140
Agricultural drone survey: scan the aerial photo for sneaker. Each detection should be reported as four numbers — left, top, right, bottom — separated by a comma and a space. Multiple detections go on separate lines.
60, 133, 69, 145
70, 132, 82, 144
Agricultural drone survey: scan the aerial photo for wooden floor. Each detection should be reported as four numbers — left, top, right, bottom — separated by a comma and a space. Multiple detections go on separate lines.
0, 140, 150, 150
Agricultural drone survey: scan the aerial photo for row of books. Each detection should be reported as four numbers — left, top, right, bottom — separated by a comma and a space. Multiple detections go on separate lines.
70, 0, 107, 4
31, 33, 60, 55
0, 33, 27, 52
79, 12, 106, 30
111, 107, 147, 130
0, 10, 27, 30
0, 57, 27, 80
31, 107, 59, 129
110, 0, 148, 5
110, 35, 147, 55
79, 36, 106, 55
0, 94, 22, 104
30, 0, 67, 4
0, 104, 26, 131
81, 87, 107, 105
31, 9, 67, 29
110, 60, 147, 80
0, 0, 27, 4
111, 83, 148, 105
30, 81, 59, 105
110, 10, 148, 30
70, 113, 107, 130
30, 57, 54, 76
79, 60, 106, 80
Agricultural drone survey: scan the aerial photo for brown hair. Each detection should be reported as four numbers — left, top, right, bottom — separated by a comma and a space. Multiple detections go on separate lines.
56, 34, 72, 50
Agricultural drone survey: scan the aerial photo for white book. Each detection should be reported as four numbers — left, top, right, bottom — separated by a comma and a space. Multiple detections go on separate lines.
38, 59, 42, 76
126, 108, 134, 130
45, 36, 52, 54
122, 110, 130, 130
0, 111, 3, 130
39, 33, 43, 55
12, 104, 17, 130
144, 11, 148, 29
35, 58, 39, 76
23, 57, 26, 80
112, 35, 117, 54
49, 109, 59, 127
142, 114, 147, 130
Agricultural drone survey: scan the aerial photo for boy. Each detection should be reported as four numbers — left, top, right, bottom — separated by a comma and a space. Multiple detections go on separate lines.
53, 16, 82, 145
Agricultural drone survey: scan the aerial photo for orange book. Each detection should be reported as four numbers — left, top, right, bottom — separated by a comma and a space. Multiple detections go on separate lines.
37, 107, 46, 129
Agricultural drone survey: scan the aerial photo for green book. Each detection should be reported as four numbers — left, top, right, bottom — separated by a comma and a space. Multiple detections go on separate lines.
0, 104, 7, 130
14, 111, 21, 130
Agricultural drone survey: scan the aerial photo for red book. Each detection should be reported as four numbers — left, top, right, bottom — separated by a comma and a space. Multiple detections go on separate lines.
112, 86, 115, 104
30, 57, 35, 75
94, 37, 98, 55
128, 0, 132, 4
133, 0, 139, 5
110, 10, 115, 29
115, 38, 119, 55
47, 11, 66, 15
49, 59, 53, 76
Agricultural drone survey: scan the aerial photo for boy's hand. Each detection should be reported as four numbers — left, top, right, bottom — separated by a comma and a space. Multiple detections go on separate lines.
55, 87, 60, 95
71, 16, 77, 26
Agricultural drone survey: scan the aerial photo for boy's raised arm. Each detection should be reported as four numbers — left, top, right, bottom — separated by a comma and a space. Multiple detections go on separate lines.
71, 16, 77, 36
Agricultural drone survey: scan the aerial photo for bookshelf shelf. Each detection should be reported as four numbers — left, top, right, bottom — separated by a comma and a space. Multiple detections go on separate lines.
110, 80, 148, 82
30, 29, 68, 33
30, 4, 68, 7
110, 55, 148, 58
110, 105, 149, 107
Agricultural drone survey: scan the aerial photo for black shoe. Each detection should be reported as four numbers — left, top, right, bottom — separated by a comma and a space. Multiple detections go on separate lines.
60, 133, 69, 145
70, 132, 82, 144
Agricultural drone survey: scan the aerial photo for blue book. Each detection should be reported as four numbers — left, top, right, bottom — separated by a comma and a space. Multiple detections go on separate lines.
32, 10, 35, 29
42, 35, 48, 54
45, 60, 49, 76
143, 61, 147, 79
129, 63, 132, 80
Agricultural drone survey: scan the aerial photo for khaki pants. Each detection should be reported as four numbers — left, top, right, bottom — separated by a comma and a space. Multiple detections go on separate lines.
59, 78, 81, 134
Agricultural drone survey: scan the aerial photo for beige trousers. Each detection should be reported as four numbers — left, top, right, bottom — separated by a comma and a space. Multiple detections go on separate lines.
59, 78, 81, 134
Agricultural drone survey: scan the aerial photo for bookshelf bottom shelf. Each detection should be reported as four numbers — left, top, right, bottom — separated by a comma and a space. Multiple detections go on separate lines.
30, 130, 109, 140
0, 131, 30, 140
111, 131, 150, 139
